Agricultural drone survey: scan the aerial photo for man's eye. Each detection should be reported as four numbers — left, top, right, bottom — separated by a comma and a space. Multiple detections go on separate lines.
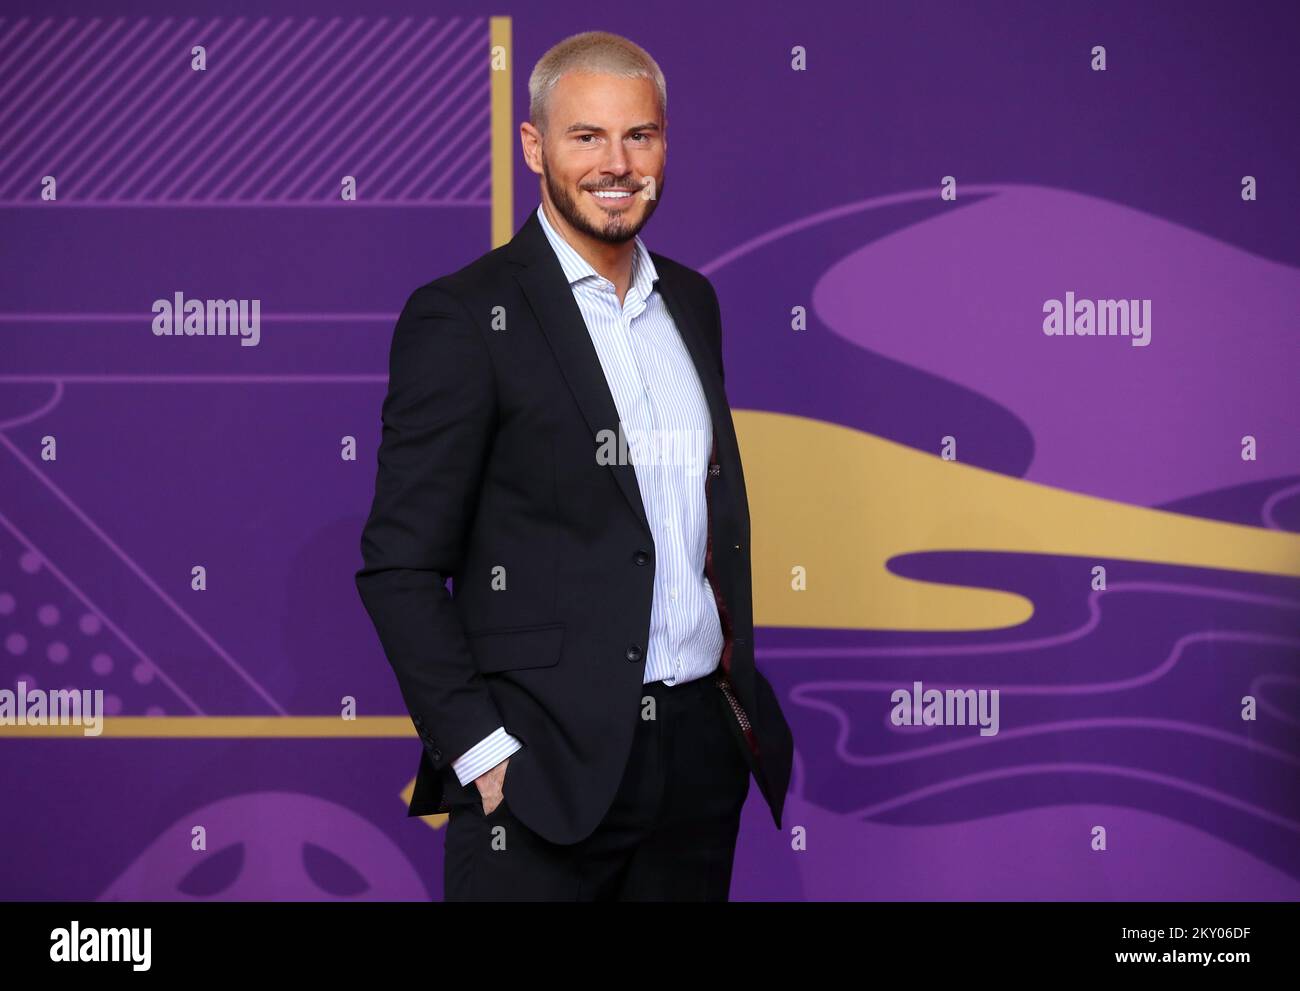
576, 134, 595, 143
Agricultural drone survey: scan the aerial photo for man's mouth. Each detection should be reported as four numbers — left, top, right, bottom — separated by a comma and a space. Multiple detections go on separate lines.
587, 187, 636, 206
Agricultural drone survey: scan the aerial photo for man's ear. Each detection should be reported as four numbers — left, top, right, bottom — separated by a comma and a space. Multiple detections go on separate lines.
520, 122, 543, 176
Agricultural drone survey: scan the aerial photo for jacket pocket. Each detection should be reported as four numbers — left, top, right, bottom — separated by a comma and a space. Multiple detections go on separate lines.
466, 622, 565, 672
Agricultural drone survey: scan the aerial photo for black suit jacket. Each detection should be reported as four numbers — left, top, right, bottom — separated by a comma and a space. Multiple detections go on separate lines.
355, 208, 794, 845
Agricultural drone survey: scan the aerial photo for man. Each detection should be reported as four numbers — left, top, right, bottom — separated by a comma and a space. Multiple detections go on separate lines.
355, 30, 793, 901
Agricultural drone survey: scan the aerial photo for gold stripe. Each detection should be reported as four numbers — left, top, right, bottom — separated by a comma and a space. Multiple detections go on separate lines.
489, 16, 513, 248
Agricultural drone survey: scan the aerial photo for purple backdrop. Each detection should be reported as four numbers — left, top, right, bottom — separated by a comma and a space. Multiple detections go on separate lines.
1, 0, 1297, 901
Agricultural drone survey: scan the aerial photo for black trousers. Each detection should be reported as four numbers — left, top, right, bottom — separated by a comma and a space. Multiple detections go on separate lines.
443, 671, 751, 901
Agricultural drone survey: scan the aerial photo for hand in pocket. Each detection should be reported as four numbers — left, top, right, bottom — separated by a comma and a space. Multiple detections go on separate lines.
475, 755, 510, 816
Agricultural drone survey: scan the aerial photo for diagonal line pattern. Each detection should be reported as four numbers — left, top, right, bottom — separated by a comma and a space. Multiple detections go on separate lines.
95, 18, 292, 201
37, 17, 209, 199
159, 16, 368, 201
257, 17, 460, 202
0, 16, 491, 204
212, 16, 410, 202
389, 74, 490, 200
313, 16, 481, 202
0, 18, 39, 69
0, 18, 78, 114
0, 17, 108, 148
0, 18, 174, 195
141, 17, 333, 201
368, 21, 488, 200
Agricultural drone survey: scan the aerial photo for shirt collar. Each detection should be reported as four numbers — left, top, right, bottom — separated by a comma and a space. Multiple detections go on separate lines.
535, 202, 659, 300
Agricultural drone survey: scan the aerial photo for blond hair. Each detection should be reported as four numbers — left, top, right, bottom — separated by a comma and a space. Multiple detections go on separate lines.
528, 31, 667, 135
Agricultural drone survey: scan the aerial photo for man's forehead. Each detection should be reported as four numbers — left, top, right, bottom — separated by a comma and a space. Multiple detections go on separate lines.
551, 72, 659, 113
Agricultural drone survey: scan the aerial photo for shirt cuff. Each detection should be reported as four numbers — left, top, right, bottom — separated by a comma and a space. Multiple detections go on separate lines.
450, 726, 522, 786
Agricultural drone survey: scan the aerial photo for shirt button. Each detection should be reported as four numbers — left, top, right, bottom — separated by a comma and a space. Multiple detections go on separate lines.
670, 588, 678, 600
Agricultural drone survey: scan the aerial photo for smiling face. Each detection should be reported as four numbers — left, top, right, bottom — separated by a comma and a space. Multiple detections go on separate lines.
522, 71, 666, 245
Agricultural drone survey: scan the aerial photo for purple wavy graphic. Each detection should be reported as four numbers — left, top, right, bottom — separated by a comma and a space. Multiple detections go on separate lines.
811, 186, 1299, 507
701, 184, 1299, 898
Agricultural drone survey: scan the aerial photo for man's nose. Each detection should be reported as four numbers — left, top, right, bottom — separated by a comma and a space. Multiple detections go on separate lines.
600, 141, 632, 177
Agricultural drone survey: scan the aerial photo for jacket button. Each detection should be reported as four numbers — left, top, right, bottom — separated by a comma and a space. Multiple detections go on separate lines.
625, 644, 643, 662
633, 550, 650, 566
430, 749, 442, 762
733, 543, 742, 552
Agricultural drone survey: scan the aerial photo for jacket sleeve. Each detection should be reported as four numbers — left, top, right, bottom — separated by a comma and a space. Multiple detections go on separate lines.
355, 283, 506, 775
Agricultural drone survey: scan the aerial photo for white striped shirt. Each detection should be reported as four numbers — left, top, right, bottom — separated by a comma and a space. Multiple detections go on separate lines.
450, 202, 725, 787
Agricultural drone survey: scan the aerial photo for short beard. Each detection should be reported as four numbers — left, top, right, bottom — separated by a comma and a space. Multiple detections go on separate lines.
542, 149, 663, 245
